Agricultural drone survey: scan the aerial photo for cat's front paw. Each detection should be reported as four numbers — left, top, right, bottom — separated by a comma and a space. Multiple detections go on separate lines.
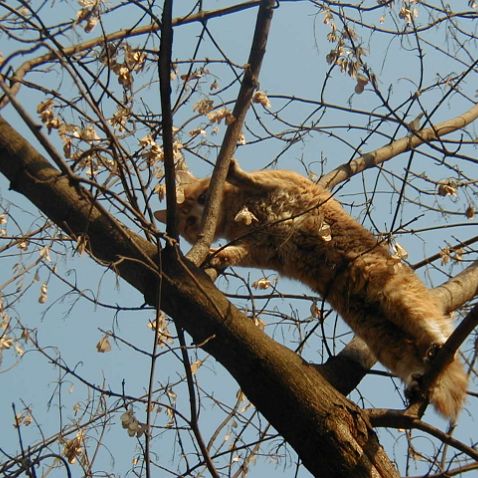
208, 244, 248, 269
405, 373, 427, 403
208, 248, 229, 268
207, 246, 240, 268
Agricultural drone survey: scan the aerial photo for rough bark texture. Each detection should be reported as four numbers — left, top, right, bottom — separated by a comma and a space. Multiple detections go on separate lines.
319, 336, 377, 396
0, 117, 399, 477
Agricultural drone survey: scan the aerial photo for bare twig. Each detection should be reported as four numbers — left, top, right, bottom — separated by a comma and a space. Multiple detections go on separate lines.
413, 235, 478, 270
177, 327, 220, 478
0, 1, 268, 109
368, 408, 478, 462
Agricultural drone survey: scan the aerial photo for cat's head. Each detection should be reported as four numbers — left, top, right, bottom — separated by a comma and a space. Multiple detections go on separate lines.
154, 172, 211, 243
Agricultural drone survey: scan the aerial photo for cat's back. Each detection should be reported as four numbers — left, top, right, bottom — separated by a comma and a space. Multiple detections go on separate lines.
243, 169, 335, 212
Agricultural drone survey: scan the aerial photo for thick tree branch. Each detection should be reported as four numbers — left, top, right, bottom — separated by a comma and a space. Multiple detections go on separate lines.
318, 336, 377, 396
432, 260, 478, 314
0, 117, 399, 477
318, 103, 478, 190
187, 0, 276, 265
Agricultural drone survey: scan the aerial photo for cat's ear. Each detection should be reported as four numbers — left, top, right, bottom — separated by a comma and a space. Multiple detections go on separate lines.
227, 159, 242, 180
226, 159, 257, 188
176, 170, 197, 186
154, 209, 167, 224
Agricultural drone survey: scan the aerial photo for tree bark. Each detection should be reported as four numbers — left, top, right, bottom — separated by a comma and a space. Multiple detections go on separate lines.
432, 261, 478, 313
0, 116, 399, 477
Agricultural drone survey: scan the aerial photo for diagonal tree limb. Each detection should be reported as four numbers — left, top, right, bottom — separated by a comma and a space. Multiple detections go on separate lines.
318, 103, 478, 190
0, 116, 400, 477
315, 104, 478, 394
186, 0, 276, 266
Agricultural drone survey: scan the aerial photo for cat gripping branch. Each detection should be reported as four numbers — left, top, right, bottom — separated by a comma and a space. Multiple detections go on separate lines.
154, 160, 468, 419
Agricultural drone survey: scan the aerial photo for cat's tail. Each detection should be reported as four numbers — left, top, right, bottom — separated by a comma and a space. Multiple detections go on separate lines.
430, 358, 468, 420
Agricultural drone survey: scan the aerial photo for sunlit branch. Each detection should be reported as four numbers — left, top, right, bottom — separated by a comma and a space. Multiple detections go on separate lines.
319, 103, 478, 190
186, 0, 277, 265
432, 260, 478, 313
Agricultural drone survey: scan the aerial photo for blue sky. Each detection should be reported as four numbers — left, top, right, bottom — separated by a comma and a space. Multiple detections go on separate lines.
1, 1, 477, 477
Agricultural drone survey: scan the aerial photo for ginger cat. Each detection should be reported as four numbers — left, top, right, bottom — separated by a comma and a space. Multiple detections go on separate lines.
155, 160, 468, 419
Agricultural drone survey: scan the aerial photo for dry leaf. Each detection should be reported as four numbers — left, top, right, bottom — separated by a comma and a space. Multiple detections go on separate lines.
207, 107, 235, 124
437, 181, 457, 197
234, 206, 258, 226
190, 359, 203, 375
310, 302, 322, 319
465, 205, 475, 219
38, 283, 48, 304
440, 247, 451, 265
96, 334, 111, 353
252, 278, 271, 290
253, 91, 271, 108
319, 222, 332, 241
391, 242, 408, 261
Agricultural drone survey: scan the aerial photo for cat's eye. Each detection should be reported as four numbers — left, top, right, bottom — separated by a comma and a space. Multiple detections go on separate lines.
197, 191, 207, 205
